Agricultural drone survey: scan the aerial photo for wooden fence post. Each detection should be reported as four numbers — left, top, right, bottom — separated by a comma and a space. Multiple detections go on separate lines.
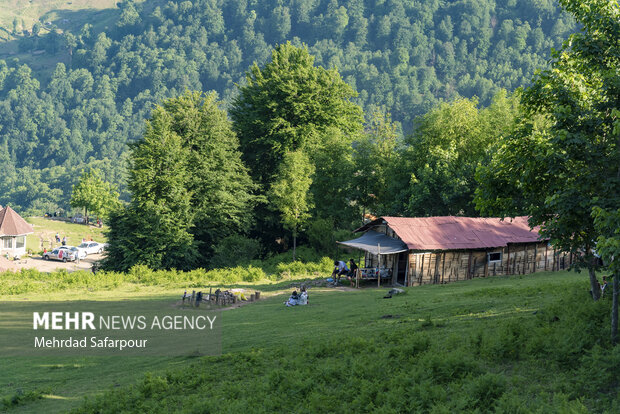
419, 254, 425, 285
441, 253, 446, 284
506, 245, 511, 275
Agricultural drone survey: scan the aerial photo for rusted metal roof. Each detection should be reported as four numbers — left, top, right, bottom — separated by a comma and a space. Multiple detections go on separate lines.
0, 206, 34, 236
355, 216, 543, 251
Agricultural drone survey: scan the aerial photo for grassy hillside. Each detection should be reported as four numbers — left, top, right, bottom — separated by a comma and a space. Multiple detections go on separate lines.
0, 0, 116, 40
1, 270, 618, 413
25, 217, 106, 254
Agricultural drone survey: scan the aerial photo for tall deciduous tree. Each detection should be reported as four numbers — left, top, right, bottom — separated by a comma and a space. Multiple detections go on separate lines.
157, 91, 258, 260
230, 42, 364, 242
103, 92, 256, 271
406, 91, 520, 217
352, 111, 404, 220
475, 0, 619, 308
269, 150, 314, 261
231, 42, 363, 185
70, 169, 120, 222
103, 106, 198, 271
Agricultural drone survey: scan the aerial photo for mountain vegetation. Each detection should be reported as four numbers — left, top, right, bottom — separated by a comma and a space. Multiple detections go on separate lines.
102, 91, 257, 271
476, 0, 619, 337
0, 0, 576, 216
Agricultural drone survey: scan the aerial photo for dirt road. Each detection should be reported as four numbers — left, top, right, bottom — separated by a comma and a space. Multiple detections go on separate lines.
1, 253, 104, 273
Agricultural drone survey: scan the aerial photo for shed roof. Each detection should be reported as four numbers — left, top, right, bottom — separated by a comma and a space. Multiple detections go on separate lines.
355, 216, 543, 251
337, 230, 408, 255
0, 206, 34, 236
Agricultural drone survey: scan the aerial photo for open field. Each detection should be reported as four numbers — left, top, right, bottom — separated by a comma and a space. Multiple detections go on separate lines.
0, 0, 117, 37
25, 217, 106, 255
1, 269, 618, 413
0, 0, 124, 78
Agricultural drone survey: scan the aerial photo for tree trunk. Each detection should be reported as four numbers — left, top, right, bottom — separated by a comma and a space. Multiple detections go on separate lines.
612, 273, 619, 345
589, 267, 601, 300
613, 148, 620, 343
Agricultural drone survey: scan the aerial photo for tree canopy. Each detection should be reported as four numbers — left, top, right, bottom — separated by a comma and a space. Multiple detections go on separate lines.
231, 42, 364, 244
475, 0, 619, 302
269, 150, 315, 261
70, 169, 120, 221
0, 0, 576, 214
103, 91, 256, 271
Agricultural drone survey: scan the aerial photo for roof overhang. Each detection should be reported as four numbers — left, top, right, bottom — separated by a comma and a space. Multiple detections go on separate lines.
337, 230, 408, 255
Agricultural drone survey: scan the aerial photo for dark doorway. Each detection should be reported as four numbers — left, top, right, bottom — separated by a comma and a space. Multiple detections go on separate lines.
397, 252, 408, 285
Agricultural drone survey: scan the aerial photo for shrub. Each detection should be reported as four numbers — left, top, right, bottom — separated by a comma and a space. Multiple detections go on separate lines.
464, 373, 507, 410
307, 218, 335, 253
209, 235, 261, 269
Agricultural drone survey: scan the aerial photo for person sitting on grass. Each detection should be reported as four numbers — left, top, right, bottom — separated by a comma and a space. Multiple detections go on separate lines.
332, 260, 349, 284
299, 286, 308, 305
285, 291, 300, 307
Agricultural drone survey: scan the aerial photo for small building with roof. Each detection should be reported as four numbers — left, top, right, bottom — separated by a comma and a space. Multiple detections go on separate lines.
0, 206, 34, 257
338, 216, 570, 287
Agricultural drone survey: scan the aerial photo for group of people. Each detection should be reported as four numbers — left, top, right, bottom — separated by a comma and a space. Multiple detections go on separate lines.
331, 258, 359, 284
55, 233, 67, 245
285, 286, 308, 307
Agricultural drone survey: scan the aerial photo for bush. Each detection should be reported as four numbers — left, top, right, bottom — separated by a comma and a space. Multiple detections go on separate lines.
209, 235, 261, 269
307, 219, 358, 256
307, 218, 335, 253
275, 257, 333, 279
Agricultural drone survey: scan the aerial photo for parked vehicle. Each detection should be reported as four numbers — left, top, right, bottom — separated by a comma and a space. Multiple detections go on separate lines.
78, 242, 106, 255
43, 248, 76, 262
60, 246, 86, 260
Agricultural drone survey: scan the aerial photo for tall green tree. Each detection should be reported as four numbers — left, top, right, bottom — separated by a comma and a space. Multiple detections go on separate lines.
352, 111, 404, 220
103, 91, 256, 271
103, 106, 198, 271
157, 91, 258, 261
406, 91, 520, 217
70, 169, 120, 222
269, 150, 314, 261
231, 41, 363, 185
475, 0, 619, 306
230, 42, 363, 247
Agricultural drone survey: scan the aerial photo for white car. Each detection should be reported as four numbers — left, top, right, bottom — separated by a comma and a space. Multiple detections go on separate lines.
60, 246, 86, 260
43, 248, 77, 262
78, 241, 106, 255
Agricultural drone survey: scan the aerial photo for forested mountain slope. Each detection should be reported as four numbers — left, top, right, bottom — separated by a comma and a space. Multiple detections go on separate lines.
0, 0, 575, 213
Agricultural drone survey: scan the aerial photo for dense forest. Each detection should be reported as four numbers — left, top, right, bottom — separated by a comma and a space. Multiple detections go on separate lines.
0, 0, 576, 214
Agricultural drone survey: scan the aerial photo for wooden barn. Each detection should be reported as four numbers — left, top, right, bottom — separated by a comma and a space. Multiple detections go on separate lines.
339, 216, 571, 287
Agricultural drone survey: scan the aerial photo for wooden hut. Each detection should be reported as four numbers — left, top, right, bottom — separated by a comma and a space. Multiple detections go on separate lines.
338, 216, 570, 287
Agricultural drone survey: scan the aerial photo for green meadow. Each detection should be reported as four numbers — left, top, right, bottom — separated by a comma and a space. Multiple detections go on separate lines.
1, 269, 618, 413
24, 217, 106, 254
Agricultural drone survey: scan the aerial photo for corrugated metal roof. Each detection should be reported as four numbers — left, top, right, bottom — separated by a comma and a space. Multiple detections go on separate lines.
337, 230, 408, 255
356, 216, 542, 251
0, 206, 34, 236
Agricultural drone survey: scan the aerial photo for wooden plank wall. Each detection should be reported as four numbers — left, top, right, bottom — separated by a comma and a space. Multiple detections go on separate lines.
408, 242, 570, 287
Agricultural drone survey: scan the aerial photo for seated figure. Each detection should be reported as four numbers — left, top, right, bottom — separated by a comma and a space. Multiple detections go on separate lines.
285, 291, 300, 307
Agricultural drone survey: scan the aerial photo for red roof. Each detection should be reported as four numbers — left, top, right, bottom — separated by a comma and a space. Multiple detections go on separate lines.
0, 206, 34, 236
356, 216, 543, 251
